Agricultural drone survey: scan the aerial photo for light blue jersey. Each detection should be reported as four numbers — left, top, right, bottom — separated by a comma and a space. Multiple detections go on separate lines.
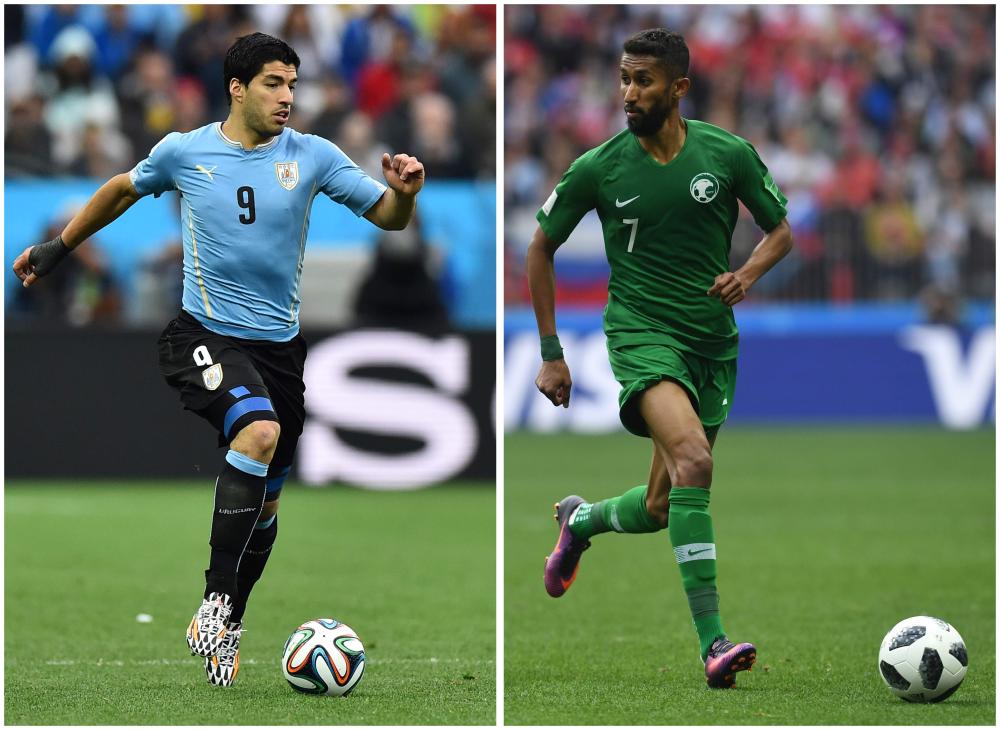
129, 122, 387, 341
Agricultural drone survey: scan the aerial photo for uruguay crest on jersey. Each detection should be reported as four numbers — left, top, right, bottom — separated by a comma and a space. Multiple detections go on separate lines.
275, 161, 299, 190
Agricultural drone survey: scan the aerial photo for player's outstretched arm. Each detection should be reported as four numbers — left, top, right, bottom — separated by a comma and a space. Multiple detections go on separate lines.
363, 153, 425, 231
13, 172, 143, 288
708, 218, 794, 306
526, 225, 573, 408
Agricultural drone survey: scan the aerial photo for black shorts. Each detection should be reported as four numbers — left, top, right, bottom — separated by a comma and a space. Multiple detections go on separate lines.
157, 310, 307, 488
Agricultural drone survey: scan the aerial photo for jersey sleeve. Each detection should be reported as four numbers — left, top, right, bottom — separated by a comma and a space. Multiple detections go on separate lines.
732, 138, 788, 232
535, 153, 598, 244
128, 132, 182, 198
311, 136, 387, 217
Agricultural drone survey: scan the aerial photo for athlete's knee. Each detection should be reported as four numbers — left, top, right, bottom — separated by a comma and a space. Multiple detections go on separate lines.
670, 439, 713, 487
233, 420, 281, 462
259, 497, 280, 522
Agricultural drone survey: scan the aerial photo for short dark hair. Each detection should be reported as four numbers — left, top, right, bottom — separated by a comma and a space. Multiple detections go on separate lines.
223, 32, 300, 105
622, 28, 689, 80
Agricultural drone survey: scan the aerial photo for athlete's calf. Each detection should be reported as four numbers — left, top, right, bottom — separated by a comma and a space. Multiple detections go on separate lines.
204, 418, 279, 596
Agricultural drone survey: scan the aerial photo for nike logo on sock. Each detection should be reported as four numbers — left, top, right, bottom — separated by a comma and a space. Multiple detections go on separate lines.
674, 543, 716, 563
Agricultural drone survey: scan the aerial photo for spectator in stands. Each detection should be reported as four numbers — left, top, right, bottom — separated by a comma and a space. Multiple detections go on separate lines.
461, 58, 497, 180
42, 25, 123, 169
92, 5, 144, 81
134, 241, 184, 325
377, 61, 436, 155
30, 5, 92, 65
5, 94, 54, 176
67, 120, 131, 179
339, 5, 416, 90
275, 5, 337, 123
117, 48, 180, 161
435, 5, 496, 107
863, 175, 925, 299
354, 221, 448, 329
408, 92, 471, 179
355, 26, 414, 120
173, 4, 252, 118
336, 111, 387, 179
307, 74, 353, 142
818, 184, 868, 302
173, 77, 209, 134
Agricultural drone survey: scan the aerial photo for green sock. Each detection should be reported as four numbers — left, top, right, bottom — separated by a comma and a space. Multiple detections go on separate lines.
567, 485, 662, 540
668, 487, 725, 660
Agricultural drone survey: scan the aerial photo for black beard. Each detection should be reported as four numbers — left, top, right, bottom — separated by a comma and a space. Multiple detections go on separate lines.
245, 105, 284, 139
626, 96, 674, 137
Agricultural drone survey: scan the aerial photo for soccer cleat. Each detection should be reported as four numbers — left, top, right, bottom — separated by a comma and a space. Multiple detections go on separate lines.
205, 621, 242, 687
543, 495, 591, 598
703, 636, 756, 689
186, 592, 233, 658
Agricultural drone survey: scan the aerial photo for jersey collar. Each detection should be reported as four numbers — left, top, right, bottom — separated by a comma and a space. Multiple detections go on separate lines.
215, 122, 279, 151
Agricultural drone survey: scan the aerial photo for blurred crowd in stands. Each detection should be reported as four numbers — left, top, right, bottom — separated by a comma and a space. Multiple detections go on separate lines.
6, 4, 495, 179
504, 5, 995, 311
5, 4, 495, 327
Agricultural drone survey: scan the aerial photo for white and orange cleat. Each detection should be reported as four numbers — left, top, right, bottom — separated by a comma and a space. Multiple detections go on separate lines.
186, 592, 233, 658
205, 621, 242, 687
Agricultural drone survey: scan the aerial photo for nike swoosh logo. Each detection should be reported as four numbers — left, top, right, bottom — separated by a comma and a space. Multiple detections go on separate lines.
195, 165, 217, 181
615, 195, 640, 208
688, 548, 712, 556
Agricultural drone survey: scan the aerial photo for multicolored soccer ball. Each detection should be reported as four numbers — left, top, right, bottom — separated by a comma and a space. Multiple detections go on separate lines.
281, 619, 366, 696
878, 616, 968, 702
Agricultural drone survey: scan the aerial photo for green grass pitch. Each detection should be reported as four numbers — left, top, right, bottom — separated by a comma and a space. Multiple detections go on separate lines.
5, 480, 495, 725
504, 427, 995, 725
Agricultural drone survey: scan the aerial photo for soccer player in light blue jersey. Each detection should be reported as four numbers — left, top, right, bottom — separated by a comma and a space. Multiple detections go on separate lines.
13, 33, 426, 687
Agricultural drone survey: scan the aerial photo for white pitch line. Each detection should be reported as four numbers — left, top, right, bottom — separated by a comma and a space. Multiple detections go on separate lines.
42, 657, 493, 667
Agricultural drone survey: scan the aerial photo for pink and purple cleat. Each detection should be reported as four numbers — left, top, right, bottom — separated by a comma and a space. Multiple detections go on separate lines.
543, 495, 591, 598
703, 636, 757, 688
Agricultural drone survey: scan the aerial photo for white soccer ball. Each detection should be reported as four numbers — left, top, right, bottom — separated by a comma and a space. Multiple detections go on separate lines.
281, 618, 366, 696
878, 616, 968, 702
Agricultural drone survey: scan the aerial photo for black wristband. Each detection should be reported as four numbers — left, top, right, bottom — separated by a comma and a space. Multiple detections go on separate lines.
540, 334, 564, 361
27, 235, 72, 277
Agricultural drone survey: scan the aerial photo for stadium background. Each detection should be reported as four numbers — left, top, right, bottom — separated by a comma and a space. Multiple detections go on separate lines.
503, 5, 994, 725
5, 3, 497, 487
504, 4, 995, 430
5, 5, 495, 724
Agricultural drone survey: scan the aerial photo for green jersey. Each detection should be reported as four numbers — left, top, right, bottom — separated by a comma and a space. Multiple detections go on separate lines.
537, 118, 788, 361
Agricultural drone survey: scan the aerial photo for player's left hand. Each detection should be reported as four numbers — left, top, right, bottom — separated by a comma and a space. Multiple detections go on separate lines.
707, 271, 751, 306
381, 153, 425, 197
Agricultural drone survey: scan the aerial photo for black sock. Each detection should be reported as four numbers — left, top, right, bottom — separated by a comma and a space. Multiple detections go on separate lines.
204, 451, 268, 599
231, 514, 278, 622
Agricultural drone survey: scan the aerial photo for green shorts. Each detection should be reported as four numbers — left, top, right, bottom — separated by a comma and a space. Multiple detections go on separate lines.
610, 342, 736, 439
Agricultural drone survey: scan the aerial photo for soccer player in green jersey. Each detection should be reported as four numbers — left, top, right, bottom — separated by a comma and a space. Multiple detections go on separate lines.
529, 28, 794, 689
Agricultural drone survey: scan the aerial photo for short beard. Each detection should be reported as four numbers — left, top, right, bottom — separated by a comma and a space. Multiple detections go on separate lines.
627, 95, 674, 137
244, 104, 283, 140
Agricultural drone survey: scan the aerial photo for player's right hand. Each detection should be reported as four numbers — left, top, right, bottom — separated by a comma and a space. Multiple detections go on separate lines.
535, 359, 573, 408
13, 236, 71, 288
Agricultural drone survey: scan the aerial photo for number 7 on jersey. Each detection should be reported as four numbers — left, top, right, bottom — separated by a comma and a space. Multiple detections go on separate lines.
623, 218, 639, 253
